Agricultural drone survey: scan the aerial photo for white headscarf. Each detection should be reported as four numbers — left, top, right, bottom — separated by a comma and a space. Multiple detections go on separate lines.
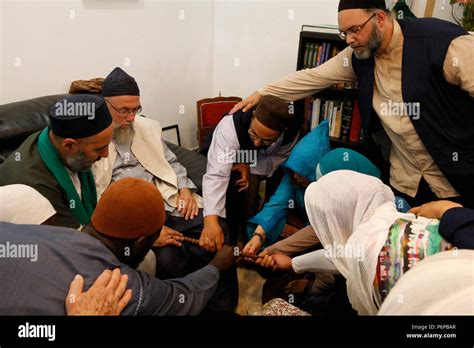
304, 170, 412, 315
379, 249, 474, 315
0, 184, 56, 224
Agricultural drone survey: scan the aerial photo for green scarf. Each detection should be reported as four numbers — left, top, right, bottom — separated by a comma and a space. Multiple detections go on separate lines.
37, 128, 97, 225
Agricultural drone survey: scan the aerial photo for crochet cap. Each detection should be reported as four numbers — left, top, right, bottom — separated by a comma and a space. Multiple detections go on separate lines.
101, 67, 140, 97
254, 95, 294, 132
91, 178, 166, 239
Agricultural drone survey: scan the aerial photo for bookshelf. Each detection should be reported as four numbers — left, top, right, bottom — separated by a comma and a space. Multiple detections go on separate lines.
295, 25, 364, 149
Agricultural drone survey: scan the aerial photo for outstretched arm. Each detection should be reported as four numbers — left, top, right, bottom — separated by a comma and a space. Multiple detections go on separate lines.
230, 47, 356, 114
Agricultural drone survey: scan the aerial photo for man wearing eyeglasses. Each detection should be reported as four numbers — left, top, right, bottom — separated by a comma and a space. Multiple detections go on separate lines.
94, 67, 202, 223
230, 0, 474, 209
201, 95, 300, 253
93, 67, 240, 314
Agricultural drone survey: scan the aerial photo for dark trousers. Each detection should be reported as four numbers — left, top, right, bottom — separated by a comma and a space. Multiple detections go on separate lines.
225, 172, 263, 244
225, 168, 285, 244
153, 210, 238, 313
390, 176, 467, 208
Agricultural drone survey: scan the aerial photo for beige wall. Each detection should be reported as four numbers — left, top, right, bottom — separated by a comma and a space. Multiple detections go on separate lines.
0, 0, 462, 149
0, 0, 215, 149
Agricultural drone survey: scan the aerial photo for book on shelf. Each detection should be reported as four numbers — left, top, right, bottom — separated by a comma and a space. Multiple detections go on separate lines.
302, 41, 341, 69
303, 93, 364, 145
340, 94, 354, 141
349, 99, 362, 143
310, 98, 321, 130
334, 81, 358, 90
297, 28, 365, 147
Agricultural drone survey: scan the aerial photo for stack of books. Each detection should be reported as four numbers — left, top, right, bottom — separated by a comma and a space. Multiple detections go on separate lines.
303, 95, 364, 144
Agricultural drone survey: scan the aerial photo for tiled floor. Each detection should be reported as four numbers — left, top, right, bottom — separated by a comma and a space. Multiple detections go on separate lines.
234, 267, 266, 315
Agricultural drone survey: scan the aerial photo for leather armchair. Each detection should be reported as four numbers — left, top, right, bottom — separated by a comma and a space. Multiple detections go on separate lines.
0, 94, 69, 162
0, 94, 206, 194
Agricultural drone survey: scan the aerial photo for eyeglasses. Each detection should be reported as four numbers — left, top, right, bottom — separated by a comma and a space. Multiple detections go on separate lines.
248, 127, 279, 146
339, 13, 377, 40
105, 98, 142, 117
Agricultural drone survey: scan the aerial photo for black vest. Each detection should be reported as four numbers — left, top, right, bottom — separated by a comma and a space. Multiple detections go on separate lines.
352, 17, 474, 207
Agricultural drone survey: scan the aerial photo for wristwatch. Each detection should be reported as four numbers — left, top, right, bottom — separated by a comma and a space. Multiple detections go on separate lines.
252, 231, 266, 243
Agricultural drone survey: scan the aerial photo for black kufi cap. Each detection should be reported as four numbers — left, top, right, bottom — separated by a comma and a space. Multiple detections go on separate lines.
49, 94, 112, 139
101, 67, 140, 97
338, 0, 387, 12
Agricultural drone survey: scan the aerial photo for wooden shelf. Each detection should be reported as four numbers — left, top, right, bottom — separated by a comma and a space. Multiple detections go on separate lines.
296, 30, 347, 71
295, 27, 364, 147
330, 136, 363, 147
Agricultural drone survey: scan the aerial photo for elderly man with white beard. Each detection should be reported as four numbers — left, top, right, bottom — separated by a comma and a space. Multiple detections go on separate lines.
92, 68, 238, 314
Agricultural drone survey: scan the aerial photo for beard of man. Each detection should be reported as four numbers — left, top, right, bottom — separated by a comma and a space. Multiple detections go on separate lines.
113, 123, 136, 145
66, 151, 92, 172
352, 22, 382, 60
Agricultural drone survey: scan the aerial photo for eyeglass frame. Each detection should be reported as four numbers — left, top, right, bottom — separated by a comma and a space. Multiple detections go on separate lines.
247, 118, 281, 146
105, 98, 142, 117
339, 12, 377, 40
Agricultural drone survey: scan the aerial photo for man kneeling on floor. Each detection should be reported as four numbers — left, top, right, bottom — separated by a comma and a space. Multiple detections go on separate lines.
0, 178, 234, 315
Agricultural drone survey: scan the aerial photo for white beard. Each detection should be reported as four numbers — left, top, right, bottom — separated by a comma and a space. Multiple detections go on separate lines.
113, 123, 135, 145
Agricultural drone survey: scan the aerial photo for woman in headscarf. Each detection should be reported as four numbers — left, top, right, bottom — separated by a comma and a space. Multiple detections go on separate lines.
242, 121, 331, 254
243, 122, 382, 255
300, 170, 468, 314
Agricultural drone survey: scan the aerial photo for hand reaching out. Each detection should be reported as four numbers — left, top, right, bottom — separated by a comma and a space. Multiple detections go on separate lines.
153, 226, 184, 248
243, 236, 262, 256
200, 216, 225, 252
254, 250, 293, 272
255, 249, 276, 270
229, 91, 263, 114
409, 200, 463, 219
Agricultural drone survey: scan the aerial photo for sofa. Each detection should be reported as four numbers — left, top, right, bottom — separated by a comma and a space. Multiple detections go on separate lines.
0, 94, 207, 194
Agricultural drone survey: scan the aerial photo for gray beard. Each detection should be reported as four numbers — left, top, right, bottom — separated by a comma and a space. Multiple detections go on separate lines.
113, 124, 135, 145
353, 24, 382, 60
66, 151, 91, 172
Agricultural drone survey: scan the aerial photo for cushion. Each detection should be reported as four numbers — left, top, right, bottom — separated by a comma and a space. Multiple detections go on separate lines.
200, 101, 239, 128
0, 94, 70, 161
164, 141, 207, 195
0, 95, 207, 196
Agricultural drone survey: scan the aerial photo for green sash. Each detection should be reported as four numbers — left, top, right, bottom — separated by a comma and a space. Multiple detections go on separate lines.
37, 128, 97, 225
